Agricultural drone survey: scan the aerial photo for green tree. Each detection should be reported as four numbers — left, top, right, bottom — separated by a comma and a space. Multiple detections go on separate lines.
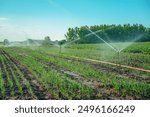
65, 24, 150, 43
65, 28, 78, 41
4, 39, 9, 45
42, 36, 52, 46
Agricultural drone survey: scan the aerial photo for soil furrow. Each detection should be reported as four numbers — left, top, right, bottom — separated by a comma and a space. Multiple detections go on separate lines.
0, 51, 11, 98
3, 53, 34, 99
44, 54, 150, 83
2, 54, 19, 98
34, 57, 134, 100
2, 50, 53, 100
0, 59, 4, 99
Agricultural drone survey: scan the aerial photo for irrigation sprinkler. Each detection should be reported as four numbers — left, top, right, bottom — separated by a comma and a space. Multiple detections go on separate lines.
58, 40, 66, 53
56, 26, 145, 61
85, 26, 118, 52
56, 26, 116, 54
57, 34, 80, 53
117, 50, 121, 63
58, 27, 117, 55
85, 26, 126, 63
62, 28, 113, 51
62, 38, 80, 47
58, 44, 63, 53
59, 44, 62, 53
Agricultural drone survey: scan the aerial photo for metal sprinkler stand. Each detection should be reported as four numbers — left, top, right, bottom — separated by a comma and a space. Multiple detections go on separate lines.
117, 51, 120, 65
59, 45, 62, 53
117, 51, 120, 60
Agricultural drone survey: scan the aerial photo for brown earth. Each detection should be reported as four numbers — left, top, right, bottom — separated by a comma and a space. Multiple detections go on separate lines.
0, 49, 54, 100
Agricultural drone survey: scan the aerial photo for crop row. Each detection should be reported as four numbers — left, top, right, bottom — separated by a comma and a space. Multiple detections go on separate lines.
37, 42, 150, 70
2, 49, 96, 99
0, 49, 53, 99
4, 47, 150, 99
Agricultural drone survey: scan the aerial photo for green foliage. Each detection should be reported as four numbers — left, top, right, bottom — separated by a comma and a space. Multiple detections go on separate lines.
0, 65, 5, 97
2, 41, 150, 99
4, 44, 150, 99
4, 39, 9, 45
65, 24, 150, 44
65, 27, 79, 41
5, 48, 93, 99
42, 36, 52, 46
58, 40, 66, 45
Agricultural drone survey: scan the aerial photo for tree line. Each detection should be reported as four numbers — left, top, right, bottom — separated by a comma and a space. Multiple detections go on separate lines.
64, 24, 150, 44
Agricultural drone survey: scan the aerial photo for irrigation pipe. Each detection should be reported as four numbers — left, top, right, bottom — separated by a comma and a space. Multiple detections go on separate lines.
71, 56, 150, 73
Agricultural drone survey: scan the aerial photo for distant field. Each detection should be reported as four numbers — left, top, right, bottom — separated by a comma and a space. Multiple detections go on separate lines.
0, 42, 150, 99
0, 43, 4, 46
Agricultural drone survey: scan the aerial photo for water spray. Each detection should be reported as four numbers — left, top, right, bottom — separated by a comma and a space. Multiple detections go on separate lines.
84, 29, 103, 38
62, 37, 80, 48
57, 33, 80, 53
85, 27, 146, 63
60, 27, 118, 54
85, 26, 118, 53
84, 26, 114, 38
85, 26, 126, 63
49, 41, 59, 48
57, 26, 116, 54
85, 27, 119, 51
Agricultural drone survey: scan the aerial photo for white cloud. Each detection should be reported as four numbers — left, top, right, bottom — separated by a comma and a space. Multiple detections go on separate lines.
0, 22, 27, 42
0, 17, 9, 21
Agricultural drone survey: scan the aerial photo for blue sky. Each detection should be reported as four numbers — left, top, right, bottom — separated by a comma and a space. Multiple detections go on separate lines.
0, 0, 150, 41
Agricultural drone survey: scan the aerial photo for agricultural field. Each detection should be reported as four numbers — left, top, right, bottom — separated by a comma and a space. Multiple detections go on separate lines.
0, 42, 150, 100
